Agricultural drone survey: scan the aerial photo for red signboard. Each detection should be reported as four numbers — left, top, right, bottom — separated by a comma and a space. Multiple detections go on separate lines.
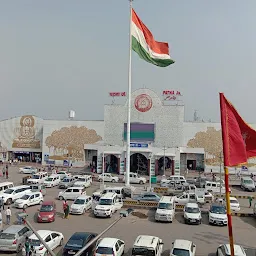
162, 90, 182, 100
109, 92, 126, 97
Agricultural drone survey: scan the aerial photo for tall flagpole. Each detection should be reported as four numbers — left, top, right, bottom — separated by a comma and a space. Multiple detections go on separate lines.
125, 0, 133, 186
220, 93, 235, 256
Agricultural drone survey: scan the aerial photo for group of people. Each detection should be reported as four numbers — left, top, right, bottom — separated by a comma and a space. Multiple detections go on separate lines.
1, 164, 9, 179
0, 207, 13, 231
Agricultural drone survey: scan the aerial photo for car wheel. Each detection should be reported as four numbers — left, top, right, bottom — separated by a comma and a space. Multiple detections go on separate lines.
7, 199, 12, 205
109, 211, 113, 218
111, 179, 116, 183
99, 178, 102, 182
139, 180, 143, 185
59, 238, 63, 246
39, 200, 43, 205
59, 196, 64, 200
23, 204, 28, 209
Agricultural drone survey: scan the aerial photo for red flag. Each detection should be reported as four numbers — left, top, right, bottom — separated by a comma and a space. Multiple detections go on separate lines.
220, 93, 256, 166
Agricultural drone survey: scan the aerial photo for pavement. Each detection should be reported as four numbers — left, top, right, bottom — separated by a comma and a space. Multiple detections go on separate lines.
0, 166, 255, 256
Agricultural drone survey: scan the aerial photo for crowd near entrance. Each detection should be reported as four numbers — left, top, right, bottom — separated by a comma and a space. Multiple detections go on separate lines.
130, 153, 148, 175
12, 151, 42, 163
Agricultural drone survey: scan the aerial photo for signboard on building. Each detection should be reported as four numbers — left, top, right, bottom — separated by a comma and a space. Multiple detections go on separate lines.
63, 160, 69, 167
162, 90, 182, 101
130, 143, 148, 148
109, 92, 126, 97
241, 165, 248, 171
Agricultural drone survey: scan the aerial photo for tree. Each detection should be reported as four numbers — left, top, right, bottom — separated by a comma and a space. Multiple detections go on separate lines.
187, 127, 222, 164
45, 126, 102, 160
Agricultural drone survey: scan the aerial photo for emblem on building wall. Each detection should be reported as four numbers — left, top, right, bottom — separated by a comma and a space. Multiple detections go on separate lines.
134, 94, 153, 112
45, 126, 102, 162
12, 115, 41, 149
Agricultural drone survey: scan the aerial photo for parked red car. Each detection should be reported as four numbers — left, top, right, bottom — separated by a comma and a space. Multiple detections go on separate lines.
37, 201, 56, 223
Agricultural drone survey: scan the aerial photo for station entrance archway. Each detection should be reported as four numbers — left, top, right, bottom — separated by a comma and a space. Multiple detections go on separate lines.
105, 154, 118, 173
158, 156, 172, 175
130, 153, 148, 175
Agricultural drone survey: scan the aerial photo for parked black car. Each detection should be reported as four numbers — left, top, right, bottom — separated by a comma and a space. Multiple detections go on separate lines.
63, 232, 98, 256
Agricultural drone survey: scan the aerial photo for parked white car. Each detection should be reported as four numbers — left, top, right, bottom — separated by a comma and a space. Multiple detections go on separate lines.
183, 203, 202, 224
56, 171, 71, 180
217, 197, 240, 212
58, 187, 86, 200
95, 238, 125, 256
1, 185, 32, 205
209, 204, 227, 226
19, 166, 37, 174
70, 195, 92, 215
216, 244, 247, 256
170, 239, 196, 256
29, 230, 64, 256
27, 172, 48, 185
14, 192, 43, 209
94, 192, 123, 218
73, 175, 92, 188
98, 173, 119, 183
44, 175, 61, 188
122, 173, 146, 184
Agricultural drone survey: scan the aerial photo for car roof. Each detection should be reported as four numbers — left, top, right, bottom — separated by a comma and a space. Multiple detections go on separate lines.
68, 187, 84, 189
29, 230, 53, 239
211, 203, 225, 208
134, 235, 160, 248
69, 232, 97, 241
159, 196, 174, 203
24, 191, 41, 196
242, 176, 252, 180
229, 197, 238, 200
9, 185, 30, 190
42, 201, 55, 205
48, 175, 59, 177
185, 202, 199, 208
0, 182, 13, 186
173, 239, 192, 250
104, 187, 123, 190
101, 192, 117, 198
98, 238, 119, 247
33, 172, 47, 175
3, 225, 25, 234
75, 195, 90, 200
223, 244, 245, 255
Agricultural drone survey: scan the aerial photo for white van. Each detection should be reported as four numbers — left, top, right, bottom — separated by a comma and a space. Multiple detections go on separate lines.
27, 172, 48, 184
0, 182, 14, 194
73, 175, 92, 188
205, 181, 226, 194
44, 175, 61, 187
58, 187, 86, 200
102, 187, 124, 199
1, 185, 32, 205
94, 192, 123, 218
155, 196, 175, 223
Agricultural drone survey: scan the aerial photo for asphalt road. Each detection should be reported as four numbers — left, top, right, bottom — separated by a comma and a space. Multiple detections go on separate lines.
0, 167, 255, 256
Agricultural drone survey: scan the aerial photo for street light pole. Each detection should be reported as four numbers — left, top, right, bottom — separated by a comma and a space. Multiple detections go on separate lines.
102, 152, 105, 188
219, 152, 223, 197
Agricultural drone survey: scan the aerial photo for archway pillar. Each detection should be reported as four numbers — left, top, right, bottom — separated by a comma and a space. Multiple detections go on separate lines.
155, 159, 159, 176
117, 157, 120, 174
147, 158, 150, 176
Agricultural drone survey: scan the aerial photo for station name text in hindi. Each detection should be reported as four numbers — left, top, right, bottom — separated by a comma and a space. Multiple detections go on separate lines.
109, 92, 126, 97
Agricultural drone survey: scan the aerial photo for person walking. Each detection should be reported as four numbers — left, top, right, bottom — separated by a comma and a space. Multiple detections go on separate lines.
24, 237, 30, 256
65, 203, 70, 219
2, 196, 5, 210
5, 207, 11, 225
249, 196, 253, 208
5, 166, 8, 179
0, 211, 3, 231
62, 200, 67, 219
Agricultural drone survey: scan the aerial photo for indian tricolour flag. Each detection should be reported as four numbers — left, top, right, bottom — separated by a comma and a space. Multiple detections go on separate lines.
132, 9, 175, 67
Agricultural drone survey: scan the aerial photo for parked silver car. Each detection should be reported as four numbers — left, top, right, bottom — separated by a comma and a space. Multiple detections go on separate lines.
59, 177, 76, 189
0, 225, 32, 252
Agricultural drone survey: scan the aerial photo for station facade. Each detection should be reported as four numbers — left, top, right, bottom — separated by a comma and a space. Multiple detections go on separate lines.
0, 88, 239, 175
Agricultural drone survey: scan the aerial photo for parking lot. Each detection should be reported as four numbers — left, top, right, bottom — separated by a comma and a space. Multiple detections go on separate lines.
0, 167, 256, 255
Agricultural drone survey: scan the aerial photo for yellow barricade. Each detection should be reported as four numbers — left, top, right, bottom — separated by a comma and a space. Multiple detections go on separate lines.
215, 194, 255, 199
123, 200, 139, 206
231, 212, 254, 217
175, 204, 184, 209
153, 187, 168, 194
138, 201, 158, 207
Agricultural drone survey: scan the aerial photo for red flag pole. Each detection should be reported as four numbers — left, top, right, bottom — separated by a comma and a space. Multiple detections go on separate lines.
220, 93, 235, 256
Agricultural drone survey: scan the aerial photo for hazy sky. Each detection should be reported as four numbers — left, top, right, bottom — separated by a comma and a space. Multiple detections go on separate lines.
1, 1, 256, 122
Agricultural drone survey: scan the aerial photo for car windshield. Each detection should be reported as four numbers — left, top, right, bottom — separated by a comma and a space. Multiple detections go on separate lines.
62, 178, 70, 182
185, 207, 199, 213
132, 248, 155, 256
74, 199, 85, 205
0, 233, 16, 240
172, 248, 190, 256
99, 199, 112, 205
4, 189, 14, 194
244, 180, 253, 184
230, 199, 238, 204
66, 239, 84, 248
78, 178, 86, 182
32, 175, 40, 179
40, 205, 53, 212
45, 178, 53, 181
96, 247, 113, 254
93, 195, 101, 201
29, 239, 41, 247
21, 195, 30, 200
211, 205, 226, 214
158, 203, 172, 210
